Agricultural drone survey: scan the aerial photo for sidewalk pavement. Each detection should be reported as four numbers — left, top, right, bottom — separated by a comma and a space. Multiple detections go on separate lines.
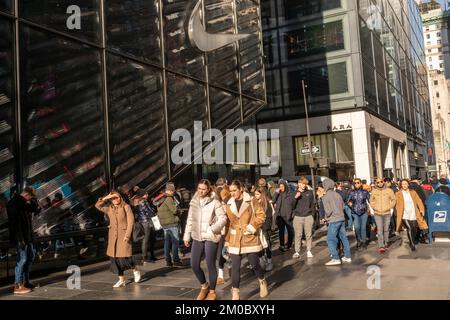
1, 229, 450, 300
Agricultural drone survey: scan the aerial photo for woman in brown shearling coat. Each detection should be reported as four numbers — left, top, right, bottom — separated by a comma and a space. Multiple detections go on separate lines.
225, 180, 268, 300
95, 191, 141, 288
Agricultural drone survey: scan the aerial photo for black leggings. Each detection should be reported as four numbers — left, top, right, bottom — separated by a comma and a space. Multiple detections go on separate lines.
230, 253, 264, 289
191, 240, 219, 290
142, 222, 156, 259
217, 235, 227, 269
402, 219, 418, 249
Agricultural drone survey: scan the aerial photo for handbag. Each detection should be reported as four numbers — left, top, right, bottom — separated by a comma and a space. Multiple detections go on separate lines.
132, 222, 145, 242
151, 215, 162, 231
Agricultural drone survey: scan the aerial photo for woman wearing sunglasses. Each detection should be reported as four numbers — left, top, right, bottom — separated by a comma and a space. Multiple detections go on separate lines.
96, 191, 141, 287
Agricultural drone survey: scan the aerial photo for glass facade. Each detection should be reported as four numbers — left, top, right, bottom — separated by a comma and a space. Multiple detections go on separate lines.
359, 0, 431, 134
259, 0, 353, 121
0, 0, 265, 279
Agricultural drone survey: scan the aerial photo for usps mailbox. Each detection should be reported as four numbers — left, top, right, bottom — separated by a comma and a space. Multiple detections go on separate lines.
426, 193, 450, 244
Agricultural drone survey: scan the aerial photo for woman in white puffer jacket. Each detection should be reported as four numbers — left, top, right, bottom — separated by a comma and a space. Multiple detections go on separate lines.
183, 179, 227, 300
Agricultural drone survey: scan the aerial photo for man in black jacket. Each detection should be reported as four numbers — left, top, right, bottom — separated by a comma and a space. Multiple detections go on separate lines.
292, 177, 315, 259
410, 177, 427, 206
7, 187, 40, 294
273, 180, 294, 252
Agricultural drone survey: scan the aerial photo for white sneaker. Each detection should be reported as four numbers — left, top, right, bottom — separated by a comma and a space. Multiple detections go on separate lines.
113, 279, 126, 288
79, 247, 88, 255
325, 259, 341, 266
292, 252, 300, 259
307, 251, 313, 258
133, 270, 141, 283
342, 257, 352, 263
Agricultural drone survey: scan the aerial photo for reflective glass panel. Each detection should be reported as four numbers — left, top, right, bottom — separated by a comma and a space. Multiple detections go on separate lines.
20, 26, 106, 236
105, 0, 161, 64
166, 72, 207, 175
19, 0, 101, 44
0, 18, 15, 241
107, 54, 167, 193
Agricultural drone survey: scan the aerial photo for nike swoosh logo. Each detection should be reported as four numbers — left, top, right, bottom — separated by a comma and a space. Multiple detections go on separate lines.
188, 0, 251, 52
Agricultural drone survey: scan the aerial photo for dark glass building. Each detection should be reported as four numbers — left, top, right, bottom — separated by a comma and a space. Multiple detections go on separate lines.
0, 0, 265, 281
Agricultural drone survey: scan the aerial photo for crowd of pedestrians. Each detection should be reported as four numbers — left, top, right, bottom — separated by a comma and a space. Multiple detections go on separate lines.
5, 174, 450, 298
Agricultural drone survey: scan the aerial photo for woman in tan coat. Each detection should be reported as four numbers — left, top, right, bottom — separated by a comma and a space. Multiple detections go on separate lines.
225, 180, 268, 300
95, 191, 141, 287
395, 180, 428, 251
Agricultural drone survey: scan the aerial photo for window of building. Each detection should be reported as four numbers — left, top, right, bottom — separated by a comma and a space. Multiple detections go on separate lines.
294, 131, 355, 181
285, 20, 344, 59
287, 62, 348, 101
428, 49, 432, 53
434, 80, 439, 85
437, 104, 441, 109
436, 92, 440, 98
283, 0, 341, 21
437, 32, 441, 37
427, 34, 431, 39
427, 41, 431, 45
438, 40, 442, 44
440, 63, 444, 68
438, 48, 442, 52
430, 65, 433, 69
439, 55, 443, 61
429, 57, 433, 62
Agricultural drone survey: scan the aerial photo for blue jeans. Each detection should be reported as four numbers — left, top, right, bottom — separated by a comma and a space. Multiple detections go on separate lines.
163, 226, 180, 263
352, 213, 368, 243
15, 244, 35, 285
327, 221, 351, 260
344, 205, 353, 229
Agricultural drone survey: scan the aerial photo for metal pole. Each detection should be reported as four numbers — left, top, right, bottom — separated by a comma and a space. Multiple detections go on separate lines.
302, 80, 316, 203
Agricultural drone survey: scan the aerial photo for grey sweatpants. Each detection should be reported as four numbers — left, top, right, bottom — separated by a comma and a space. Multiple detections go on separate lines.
293, 215, 314, 253
374, 214, 391, 248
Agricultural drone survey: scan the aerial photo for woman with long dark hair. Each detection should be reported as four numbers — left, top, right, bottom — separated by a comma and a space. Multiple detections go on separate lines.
183, 179, 227, 300
253, 187, 273, 271
95, 191, 141, 287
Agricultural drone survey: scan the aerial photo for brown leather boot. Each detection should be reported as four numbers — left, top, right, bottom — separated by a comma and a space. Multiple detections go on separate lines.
216, 277, 225, 285
14, 283, 31, 294
259, 279, 269, 298
231, 287, 240, 300
205, 291, 217, 300
196, 284, 210, 300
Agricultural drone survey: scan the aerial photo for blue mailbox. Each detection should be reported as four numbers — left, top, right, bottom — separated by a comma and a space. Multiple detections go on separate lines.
426, 193, 450, 244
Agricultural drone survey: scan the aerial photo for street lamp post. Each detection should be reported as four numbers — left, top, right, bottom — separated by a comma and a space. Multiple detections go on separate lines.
302, 80, 316, 203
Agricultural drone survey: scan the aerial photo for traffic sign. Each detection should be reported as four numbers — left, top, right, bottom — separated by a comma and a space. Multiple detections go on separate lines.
301, 145, 320, 155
